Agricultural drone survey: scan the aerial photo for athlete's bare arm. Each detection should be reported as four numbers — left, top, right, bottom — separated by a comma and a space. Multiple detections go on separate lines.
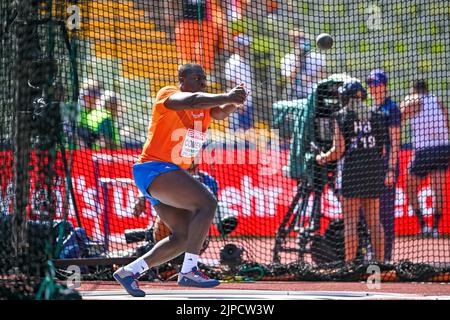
316, 119, 345, 164
386, 125, 400, 187
210, 104, 239, 120
400, 93, 422, 120
165, 85, 247, 111
437, 99, 449, 131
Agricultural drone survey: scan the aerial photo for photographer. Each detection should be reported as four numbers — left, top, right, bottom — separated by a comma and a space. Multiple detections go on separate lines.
315, 79, 386, 263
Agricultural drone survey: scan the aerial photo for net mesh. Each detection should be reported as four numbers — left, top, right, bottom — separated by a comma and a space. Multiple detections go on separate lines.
1, 0, 449, 299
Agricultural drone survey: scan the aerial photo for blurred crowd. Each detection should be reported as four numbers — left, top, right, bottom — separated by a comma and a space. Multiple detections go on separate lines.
78, 0, 327, 144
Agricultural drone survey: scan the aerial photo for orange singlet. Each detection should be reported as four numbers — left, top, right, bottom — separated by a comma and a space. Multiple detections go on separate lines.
139, 86, 212, 169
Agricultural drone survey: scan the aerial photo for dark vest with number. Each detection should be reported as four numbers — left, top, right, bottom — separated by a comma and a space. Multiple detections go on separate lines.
335, 108, 385, 161
334, 108, 387, 198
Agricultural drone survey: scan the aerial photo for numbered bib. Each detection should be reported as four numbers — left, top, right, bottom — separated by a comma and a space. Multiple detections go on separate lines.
181, 128, 208, 158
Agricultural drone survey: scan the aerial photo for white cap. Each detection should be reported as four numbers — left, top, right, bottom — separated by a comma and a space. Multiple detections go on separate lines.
99, 90, 120, 109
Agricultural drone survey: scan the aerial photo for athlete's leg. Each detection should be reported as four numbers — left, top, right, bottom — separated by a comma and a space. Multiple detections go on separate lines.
362, 197, 385, 262
149, 169, 217, 256
430, 169, 447, 231
407, 152, 428, 230
148, 170, 221, 287
113, 205, 189, 297
153, 214, 172, 243
140, 203, 193, 268
343, 197, 360, 263
380, 185, 395, 261
406, 171, 421, 213
113, 196, 216, 295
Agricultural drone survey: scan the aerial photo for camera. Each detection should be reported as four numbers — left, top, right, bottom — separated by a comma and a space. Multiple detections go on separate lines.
124, 227, 155, 244
215, 211, 238, 236
314, 82, 343, 151
220, 243, 243, 268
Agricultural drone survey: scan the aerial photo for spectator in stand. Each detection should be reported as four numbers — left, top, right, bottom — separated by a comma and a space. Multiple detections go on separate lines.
175, 0, 226, 73
83, 90, 121, 150
400, 79, 450, 238
280, 29, 327, 100
224, 33, 254, 130
280, 29, 309, 100
301, 50, 327, 98
225, 0, 246, 22
78, 79, 103, 148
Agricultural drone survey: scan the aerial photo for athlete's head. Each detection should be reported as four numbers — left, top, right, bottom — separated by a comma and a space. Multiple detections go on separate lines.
411, 79, 428, 95
366, 69, 388, 105
338, 79, 367, 106
178, 63, 207, 93
339, 79, 370, 121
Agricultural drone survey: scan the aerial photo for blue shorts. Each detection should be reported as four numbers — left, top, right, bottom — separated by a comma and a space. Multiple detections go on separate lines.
133, 161, 183, 206
409, 145, 450, 178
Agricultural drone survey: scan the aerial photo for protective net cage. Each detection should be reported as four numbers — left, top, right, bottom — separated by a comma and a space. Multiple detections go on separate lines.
0, 0, 449, 299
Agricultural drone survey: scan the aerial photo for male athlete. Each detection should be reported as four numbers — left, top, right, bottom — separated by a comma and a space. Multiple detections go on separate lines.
113, 63, 247, 297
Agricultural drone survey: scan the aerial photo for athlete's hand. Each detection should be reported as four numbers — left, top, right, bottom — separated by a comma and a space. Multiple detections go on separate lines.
385, 170, 396, 187
227, 83, 247, 105
132, 197, 146, 217
221, 103, 238, 109
315, 153, 327, 166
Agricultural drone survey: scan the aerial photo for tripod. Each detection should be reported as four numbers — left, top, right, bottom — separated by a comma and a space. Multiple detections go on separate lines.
273, 163, 372, 264
273, 162, 334, 263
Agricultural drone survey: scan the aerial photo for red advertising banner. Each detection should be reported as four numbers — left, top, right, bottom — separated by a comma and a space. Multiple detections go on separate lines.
0, 149, 449, 243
